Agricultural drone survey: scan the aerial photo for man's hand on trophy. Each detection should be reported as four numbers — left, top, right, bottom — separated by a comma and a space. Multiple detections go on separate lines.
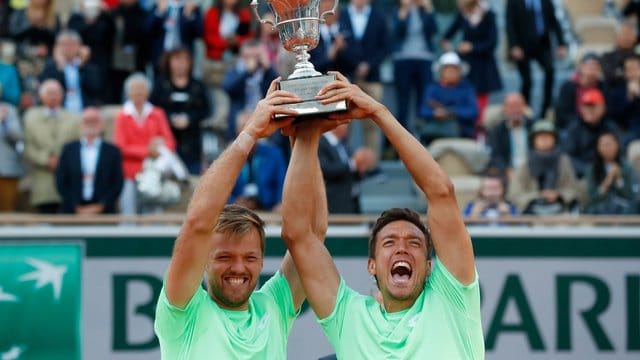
243, 78, 300, 140
316, 72, 386, 121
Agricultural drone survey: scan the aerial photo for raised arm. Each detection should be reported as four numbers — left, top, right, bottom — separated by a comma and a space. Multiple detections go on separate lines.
280, 120, 343, 319
318, 72, 476, 285
165, 80, 299, 308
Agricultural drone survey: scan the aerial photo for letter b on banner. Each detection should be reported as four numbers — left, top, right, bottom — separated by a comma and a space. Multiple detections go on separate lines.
113, 274, 163, 350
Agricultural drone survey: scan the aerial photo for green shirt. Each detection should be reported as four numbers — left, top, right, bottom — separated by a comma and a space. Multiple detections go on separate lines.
318, 259, 484, 359
155, 271, 297, 360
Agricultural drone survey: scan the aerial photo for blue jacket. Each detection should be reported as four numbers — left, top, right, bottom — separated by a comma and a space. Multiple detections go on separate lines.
420, 80, 479, 138
335, 6, 388, 82
229, 142, 286, 210
0, 62, 21, 106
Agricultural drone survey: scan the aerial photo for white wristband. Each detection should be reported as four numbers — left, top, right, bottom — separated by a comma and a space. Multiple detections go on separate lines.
235, 131, 256, 156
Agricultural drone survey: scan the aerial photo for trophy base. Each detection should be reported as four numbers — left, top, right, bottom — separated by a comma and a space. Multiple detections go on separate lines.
276, 73, 347, 119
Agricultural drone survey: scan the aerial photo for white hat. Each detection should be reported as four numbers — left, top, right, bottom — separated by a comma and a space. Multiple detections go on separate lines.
433, 51, 469, 76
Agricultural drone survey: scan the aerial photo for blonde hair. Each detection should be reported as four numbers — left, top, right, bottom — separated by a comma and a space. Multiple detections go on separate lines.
214, 205, 266, 254
27, 0, 57, 29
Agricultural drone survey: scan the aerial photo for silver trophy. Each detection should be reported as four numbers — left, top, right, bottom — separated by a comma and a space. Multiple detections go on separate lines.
251, 0, 347, 117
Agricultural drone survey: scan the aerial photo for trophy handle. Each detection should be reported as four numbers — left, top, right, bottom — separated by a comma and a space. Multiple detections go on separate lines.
250, 0, 277, 29
319, 0, 339, 22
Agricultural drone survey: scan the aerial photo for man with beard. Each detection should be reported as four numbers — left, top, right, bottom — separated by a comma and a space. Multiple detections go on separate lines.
281, 72, 484, 359
154, 79, 307, 359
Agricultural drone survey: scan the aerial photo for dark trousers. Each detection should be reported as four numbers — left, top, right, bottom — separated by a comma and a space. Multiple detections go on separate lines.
393, 59, 433, 133
37, 202, 60, 214
515, 46, 554, 119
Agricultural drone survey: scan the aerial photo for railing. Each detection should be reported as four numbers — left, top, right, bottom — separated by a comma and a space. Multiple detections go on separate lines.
1, 214, 640, 226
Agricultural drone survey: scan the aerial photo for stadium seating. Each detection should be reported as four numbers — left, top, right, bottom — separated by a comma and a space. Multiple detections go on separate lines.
564, 0, 606, 23
482, 103, 535, 130
427, 138, 489, 211
575, 16, 619, 44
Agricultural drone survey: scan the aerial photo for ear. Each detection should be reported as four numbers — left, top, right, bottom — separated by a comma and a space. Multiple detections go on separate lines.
426, 259, 433, 276
367, 258, 376, 276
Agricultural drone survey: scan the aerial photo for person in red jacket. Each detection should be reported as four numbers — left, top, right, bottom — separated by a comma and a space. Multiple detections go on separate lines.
114, 72, 177, 215
203, 0, 253, 61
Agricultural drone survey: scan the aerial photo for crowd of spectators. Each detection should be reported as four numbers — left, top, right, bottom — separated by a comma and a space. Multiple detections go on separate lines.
0, 0, 640, 218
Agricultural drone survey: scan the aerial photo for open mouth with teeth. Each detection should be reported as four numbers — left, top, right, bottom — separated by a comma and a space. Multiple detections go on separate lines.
390, 261, 413, 285
224, 276, 249, 287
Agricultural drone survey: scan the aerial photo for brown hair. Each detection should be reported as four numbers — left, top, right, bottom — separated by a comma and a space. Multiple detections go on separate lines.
159, 47, 193, 78
368, 208, 433, 260
27, 0, 57, 30
214, 204, 266, 254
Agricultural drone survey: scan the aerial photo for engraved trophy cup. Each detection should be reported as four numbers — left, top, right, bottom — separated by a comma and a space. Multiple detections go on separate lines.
250, 0, 347, 117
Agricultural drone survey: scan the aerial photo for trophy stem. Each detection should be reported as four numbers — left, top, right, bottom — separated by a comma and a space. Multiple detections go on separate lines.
288, 46, 321, 79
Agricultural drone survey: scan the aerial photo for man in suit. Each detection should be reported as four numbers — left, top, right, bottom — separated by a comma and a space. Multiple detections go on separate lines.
486, 92, 532, 181
335, 0, 388, 161
24, 79, 81, 213
506, 0, 566, 119
318, 122, 375, 214
39, 30, 102, 112
56, 107, 124, 215
309, 0, 346, 74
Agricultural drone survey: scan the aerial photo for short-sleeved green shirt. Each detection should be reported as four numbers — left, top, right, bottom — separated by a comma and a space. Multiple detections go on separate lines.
154, 271, 298, 360
318, 258, 484, 359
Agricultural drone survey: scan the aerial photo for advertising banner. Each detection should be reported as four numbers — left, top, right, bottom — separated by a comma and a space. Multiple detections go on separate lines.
0, 227, 638, 359
0, 243, 82, 360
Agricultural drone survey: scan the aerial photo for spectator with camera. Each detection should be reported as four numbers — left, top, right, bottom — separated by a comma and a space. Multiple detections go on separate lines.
67, 0, 116, 105
222, 39, 278, 140
464, 172, 517, 220
39, 30, 102, 112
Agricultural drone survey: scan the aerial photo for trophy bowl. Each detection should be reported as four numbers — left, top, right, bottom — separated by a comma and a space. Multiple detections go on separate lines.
251, 0, 347, 118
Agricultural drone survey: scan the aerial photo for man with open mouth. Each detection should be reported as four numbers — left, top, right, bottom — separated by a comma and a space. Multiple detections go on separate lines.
154, 79, 310, 359
282, 71, 484, 359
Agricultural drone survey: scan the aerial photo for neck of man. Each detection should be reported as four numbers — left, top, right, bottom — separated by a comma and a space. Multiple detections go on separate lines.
383, 294, 420, 313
